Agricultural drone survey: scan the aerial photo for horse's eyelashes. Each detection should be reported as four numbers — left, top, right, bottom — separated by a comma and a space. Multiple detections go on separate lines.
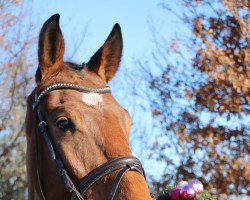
55, 117, 73, 131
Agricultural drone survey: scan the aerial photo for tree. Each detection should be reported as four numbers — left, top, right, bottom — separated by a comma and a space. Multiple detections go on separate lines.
0, 0, 35, 199
144, 0, 249, 196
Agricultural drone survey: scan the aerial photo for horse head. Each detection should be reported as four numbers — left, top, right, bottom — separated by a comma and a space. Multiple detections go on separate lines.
25, 14, 152, 200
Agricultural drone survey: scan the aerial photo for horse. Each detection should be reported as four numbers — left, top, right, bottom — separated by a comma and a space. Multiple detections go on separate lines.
25, 14, 153, 200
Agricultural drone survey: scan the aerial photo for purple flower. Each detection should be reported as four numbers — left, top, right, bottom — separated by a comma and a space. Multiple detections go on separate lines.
180, 184, 196, 200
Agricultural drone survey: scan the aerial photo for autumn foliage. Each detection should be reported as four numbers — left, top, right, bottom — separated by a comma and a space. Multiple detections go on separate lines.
147, 0, 249, 196
0, 1, 35, 199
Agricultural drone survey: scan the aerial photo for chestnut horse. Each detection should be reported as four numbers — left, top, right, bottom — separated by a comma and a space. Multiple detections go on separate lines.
25, 14, 152, 200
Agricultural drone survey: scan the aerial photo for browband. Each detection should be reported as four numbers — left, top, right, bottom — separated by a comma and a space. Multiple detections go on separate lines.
33, 83, 111, 109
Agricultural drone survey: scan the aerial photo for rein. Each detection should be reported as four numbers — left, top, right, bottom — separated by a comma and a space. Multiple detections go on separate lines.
32, 83, 147, 200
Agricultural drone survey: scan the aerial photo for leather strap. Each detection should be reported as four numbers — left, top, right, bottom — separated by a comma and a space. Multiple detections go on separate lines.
33, 83, 111, 110
108, 167, 130, 200
35, 124, 46, 200
75, 156, 144, 194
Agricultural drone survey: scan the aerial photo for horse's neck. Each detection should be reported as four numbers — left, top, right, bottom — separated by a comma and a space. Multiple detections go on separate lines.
32, 191, 40, 200
26, 134, 42, 200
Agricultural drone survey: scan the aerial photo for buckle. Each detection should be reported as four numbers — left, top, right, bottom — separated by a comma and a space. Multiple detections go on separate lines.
126, 163, 136, 170
38, 121, 47, 133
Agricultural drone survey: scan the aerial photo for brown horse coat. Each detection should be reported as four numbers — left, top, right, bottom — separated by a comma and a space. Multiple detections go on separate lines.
25, 14, 152, 200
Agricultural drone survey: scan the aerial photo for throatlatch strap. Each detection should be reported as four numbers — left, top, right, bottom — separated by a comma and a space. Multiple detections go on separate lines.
35, 125, 46, 200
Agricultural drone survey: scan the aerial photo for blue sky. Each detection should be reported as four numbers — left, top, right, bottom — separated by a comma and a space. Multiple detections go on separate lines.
31, 0, 172, 64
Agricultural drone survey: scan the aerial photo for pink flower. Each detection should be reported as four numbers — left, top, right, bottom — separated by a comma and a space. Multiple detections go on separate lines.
188, 180, 203, 194
169, 186, 181, 200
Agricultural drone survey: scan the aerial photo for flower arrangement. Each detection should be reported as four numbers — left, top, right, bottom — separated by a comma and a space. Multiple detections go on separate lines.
158, 180, 217, 200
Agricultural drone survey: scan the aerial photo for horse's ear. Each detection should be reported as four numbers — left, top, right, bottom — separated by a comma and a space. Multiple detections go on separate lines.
36, 14, 64, 83
87, 23, 123, 82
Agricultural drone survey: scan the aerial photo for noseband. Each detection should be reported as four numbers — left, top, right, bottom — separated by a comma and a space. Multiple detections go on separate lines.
32, 83, 147, 200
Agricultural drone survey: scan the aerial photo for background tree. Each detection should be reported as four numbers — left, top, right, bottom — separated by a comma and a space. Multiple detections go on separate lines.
0, 0, 36, 199
0, 1, 88, 198
143, 0, 249, 196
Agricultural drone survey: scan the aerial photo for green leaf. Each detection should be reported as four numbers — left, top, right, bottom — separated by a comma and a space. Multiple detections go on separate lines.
195, 190, 217, 200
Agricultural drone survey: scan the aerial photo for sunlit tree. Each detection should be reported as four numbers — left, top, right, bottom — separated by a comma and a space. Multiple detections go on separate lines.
145, 0, 249, 196
0, 0, 35, 198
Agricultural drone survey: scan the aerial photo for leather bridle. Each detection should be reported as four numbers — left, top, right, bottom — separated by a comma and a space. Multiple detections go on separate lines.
32, 83, 147, 200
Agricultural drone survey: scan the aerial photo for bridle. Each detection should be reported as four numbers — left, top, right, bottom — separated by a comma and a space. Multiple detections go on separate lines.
32, 83, 147, 200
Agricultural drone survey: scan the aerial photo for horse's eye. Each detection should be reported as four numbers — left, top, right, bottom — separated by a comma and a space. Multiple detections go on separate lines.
56, 117, 71, 131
